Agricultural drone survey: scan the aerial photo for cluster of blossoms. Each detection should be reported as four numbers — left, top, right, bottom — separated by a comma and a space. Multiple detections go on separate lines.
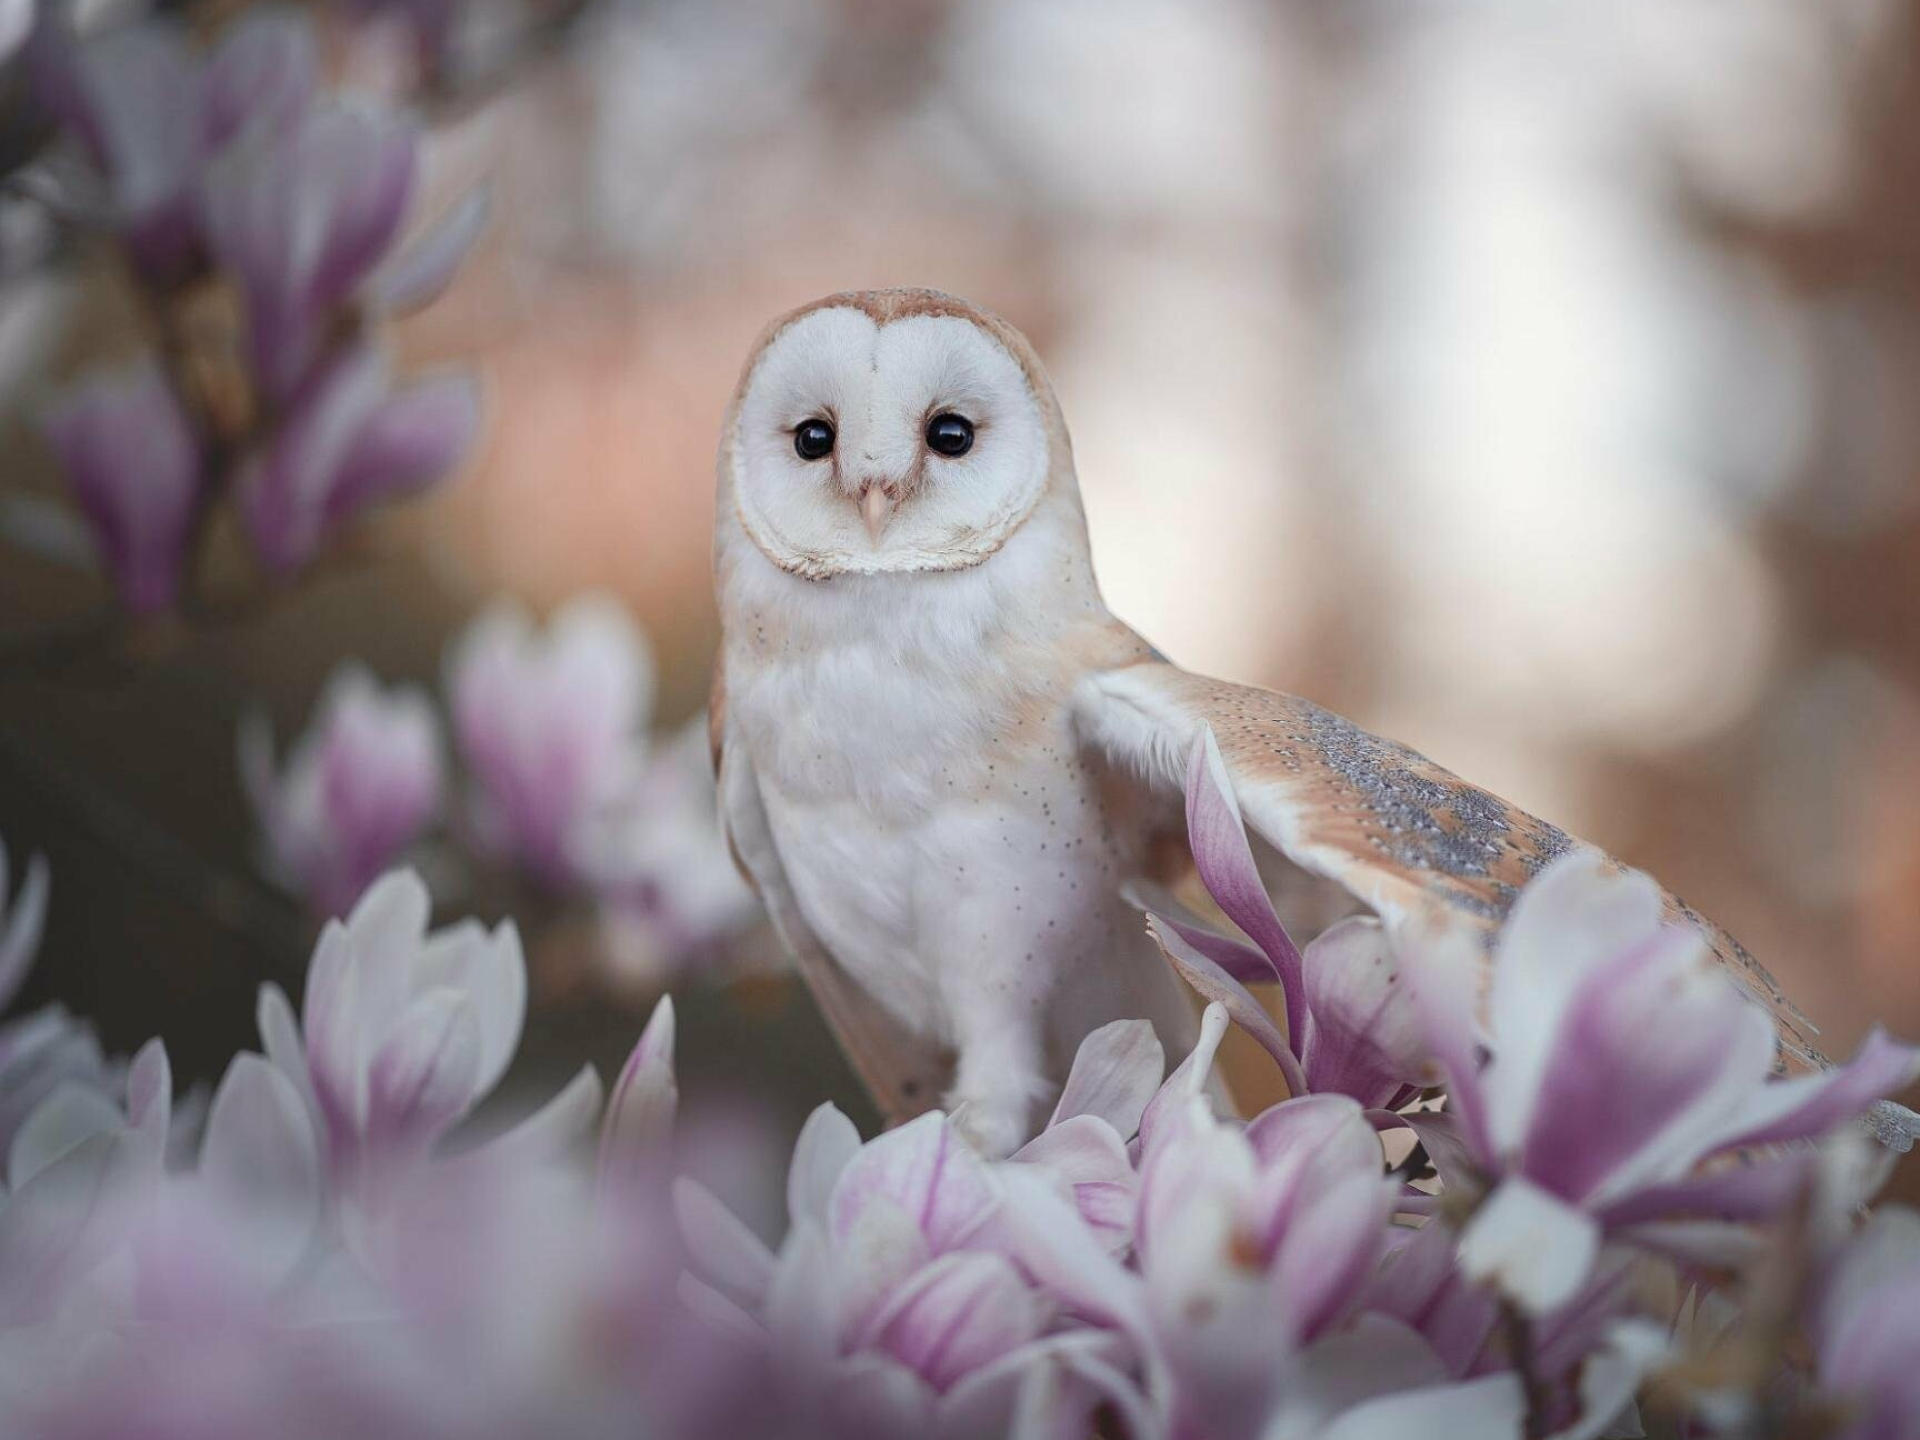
1, 725, 1917, 1438
243, 593, 755, 977
22, 5, 482, 614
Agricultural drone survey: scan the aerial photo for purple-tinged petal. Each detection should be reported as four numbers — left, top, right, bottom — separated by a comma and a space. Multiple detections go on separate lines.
1186, 727, 1307, 1027
202, 9, 317, 149
237, 341, 389, 573
1147, 909, 1307, 1098
1483, 852, 1664, 1156
1457, 1176, 1599, 1317
0, 845, 48, 1013
365, 987, 482, 1152
829, 1112, 996, 1255
374, 189, 488, 313
1360, 1220, 1498, 1377
599, 994, 677, 1195
34, 23, 205, 277
868, 1250, 1047, 1393
1301, 916, 1429, 1108
1125, 878, 1273, 985
787, 1102, 860, 1230
993, 1164, 1151, 1347
204, 105, 418, 399
43, 364, 203, 615
674, 1176, 776, 1309
125, 1037, 171, 1146
1010, 1116, 1136, 1251
1708, 1028, 1920, 1155
326, 371, 479, 522
1271, 1167, 1394, 1343
1599, 1152, 1816, 1229
1521, 927, 1776, 1207
1048, 1018, 1163, 1137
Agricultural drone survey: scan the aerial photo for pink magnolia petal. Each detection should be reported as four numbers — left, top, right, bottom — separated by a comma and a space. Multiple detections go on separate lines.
365, 989, 482, 1152
599, 995, 677, 1195
829, 1112, 995, 1255
1048, 1018, 1163, 1137
1270, 1168, 1394, 1343
868, 1250, 1047, 1393
125, 1037, 171, 1145
1148, 910, 1307, 1098
1186, 728, 1307, 1026
1709, 1028, 1920, 1154
1301, 917, 1428, 1108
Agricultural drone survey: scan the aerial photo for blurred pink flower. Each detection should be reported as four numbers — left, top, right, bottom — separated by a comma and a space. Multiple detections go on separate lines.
1403, 851, 1920, 1316
237, 340, 479, 575
41, 363, 203, 616
30, 11, 318, 279
241, 663, 444, 915
447, 594, 654, 892
203, 103, 416, 401
255, 870, 525, 1191
1810, 1202, 1920, 1440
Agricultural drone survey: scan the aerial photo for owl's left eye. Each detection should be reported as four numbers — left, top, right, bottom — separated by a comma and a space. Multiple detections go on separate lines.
925, 414, 974, 458
794, 419, 835, 461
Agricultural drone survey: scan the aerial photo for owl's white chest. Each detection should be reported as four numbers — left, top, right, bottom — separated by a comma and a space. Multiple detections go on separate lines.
725, 577, 1146, 1048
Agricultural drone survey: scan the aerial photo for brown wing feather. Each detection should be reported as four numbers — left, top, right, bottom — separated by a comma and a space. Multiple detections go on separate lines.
1078, 661, 1824, 1072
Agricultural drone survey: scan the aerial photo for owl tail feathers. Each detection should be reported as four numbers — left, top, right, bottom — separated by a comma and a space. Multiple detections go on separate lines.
1865, 1098, 1920, 1153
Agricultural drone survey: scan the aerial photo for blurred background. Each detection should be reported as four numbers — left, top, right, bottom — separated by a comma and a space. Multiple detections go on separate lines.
2, 0, 1917, 1176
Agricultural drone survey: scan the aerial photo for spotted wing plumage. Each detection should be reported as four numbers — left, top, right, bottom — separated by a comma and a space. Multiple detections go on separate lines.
1076, 660, 1825, 1073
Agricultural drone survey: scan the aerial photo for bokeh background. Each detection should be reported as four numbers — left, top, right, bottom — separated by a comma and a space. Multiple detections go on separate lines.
3, 0, 1917, 1172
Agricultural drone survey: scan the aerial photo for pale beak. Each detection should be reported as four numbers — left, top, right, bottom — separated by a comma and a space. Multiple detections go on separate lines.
860, 484, 896, 542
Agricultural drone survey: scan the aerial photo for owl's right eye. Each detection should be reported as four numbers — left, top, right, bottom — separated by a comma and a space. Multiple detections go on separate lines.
794, 420, 835, 461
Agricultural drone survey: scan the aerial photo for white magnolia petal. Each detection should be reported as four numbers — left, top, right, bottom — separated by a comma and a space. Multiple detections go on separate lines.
787, 1102, 861, 1230
674, 1176, 776, 1306
7, 1081, 125, 1190
1049, 1019, 1164, 1137
1457, 1177, 1600, 1317
196, 1053, 323, 1283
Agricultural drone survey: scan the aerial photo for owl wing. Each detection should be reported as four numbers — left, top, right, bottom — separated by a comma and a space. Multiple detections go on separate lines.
1074, 659, 1825, 1072
712, 684, 954, 1124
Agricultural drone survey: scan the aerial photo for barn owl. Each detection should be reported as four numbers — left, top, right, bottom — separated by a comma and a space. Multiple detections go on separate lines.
710, 288, 1817, 1158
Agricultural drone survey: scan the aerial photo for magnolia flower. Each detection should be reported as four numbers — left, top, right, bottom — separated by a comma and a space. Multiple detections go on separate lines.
241, 664, 444, 915
1808, 1204, 1920, 1440
672, 1097, 1153, 1437
204, 102, 413, 401
1143, 731, 1430, 1109
447, 594, 654, 891
42, 363, 203, 616
236, 339, 480, 575
30, 11, 318, 279
1404, 852, 1920, 1316
577, 719, 761, 982
255, 870, 527, 1194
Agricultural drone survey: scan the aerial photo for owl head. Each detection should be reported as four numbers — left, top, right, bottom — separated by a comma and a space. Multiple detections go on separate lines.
718, 289, 1076, 581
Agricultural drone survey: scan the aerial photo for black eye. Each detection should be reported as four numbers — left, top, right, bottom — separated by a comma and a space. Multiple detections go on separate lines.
925, 413, 974, 458
794, 419, 835, 461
